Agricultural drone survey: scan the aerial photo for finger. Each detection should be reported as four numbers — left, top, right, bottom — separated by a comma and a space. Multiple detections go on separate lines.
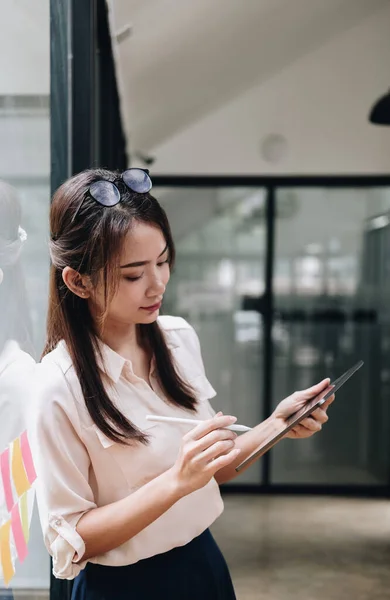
309, 407, 329, 424
321, 394, 335, 410
207, 448, 241, 473
296, 378, 330, 401
193, 428, 237, 454
196, 439, 236, 464
290, 423, 315, 438
186, 414, 237, 442
299, 417, 322, 432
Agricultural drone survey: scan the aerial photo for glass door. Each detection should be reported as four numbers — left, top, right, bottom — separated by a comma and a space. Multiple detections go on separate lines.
270, 187, 390, 487
157, 186, 269, 485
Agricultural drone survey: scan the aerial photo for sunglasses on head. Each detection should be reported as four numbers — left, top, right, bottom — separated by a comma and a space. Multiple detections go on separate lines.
72, 168, 152, 222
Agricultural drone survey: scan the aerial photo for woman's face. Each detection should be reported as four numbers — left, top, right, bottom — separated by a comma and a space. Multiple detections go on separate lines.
90, 221, 171, 328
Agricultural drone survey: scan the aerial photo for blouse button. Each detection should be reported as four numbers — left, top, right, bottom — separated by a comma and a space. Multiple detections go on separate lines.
55, 519, 61, 527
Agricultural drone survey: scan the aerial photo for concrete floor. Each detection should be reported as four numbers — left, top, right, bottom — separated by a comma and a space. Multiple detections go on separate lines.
7, 495, 390, 599
212, 495, 390, 600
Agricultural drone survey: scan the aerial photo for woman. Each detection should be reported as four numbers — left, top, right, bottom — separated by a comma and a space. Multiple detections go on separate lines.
0, 180, 34, 595
0, 180, 34, 452
29, 168, 332, 599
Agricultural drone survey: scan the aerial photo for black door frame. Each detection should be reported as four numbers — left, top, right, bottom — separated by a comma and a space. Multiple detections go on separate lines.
153, 175, 390, 498
50, 1, 127, 598
50, 0, 127, 195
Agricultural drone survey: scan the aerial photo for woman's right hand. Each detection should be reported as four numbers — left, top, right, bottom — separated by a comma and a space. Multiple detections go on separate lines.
170, 412, 241, 496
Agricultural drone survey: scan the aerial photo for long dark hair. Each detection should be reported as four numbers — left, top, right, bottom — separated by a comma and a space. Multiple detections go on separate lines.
43, 168, 196, 445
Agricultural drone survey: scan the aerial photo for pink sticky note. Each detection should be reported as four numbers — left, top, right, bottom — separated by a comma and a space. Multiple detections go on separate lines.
20, 431, 37, 485
11, 502, 28, 563
0, 448, 14, 512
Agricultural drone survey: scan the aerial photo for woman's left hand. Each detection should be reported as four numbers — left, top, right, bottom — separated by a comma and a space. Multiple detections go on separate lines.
272, 378, 334, 439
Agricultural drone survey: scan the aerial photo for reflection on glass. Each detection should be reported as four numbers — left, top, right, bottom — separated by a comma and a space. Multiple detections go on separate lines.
0, 2, 50, 593
157, 187, 267, 485
0, 181, 33, 353
271, 188, 390, 486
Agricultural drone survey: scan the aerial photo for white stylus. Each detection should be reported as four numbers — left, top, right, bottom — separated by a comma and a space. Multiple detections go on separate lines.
145, 414, 252, 432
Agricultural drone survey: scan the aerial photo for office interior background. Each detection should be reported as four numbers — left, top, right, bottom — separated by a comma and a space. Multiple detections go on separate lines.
1, 0, 390, 598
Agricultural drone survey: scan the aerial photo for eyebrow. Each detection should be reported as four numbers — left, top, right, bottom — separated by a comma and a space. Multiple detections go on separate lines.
120, 244, 169, 269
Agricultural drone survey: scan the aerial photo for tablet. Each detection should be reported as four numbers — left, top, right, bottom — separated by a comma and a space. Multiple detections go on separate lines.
235, 360, 364, 472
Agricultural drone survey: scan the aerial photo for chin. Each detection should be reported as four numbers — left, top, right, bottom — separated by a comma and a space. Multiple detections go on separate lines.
137, 309, 160, 324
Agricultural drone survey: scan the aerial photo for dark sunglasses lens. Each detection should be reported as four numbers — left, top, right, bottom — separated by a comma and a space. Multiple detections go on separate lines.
122, 169, 152, 193
89, 181, 120, 207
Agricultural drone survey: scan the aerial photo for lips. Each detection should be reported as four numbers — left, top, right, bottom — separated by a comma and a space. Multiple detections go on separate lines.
140, 301, 162, 312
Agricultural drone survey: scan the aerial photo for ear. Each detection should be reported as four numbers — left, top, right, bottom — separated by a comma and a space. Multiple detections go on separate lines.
62, 266, 91, 299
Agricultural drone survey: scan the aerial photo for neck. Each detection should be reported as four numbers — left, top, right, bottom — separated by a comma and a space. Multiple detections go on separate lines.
98, 320, 140, 360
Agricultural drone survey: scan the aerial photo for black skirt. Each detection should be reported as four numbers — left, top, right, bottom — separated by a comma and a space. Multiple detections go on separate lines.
71, 528, 236, 600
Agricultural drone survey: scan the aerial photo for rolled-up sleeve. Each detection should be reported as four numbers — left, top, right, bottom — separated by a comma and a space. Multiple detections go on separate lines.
29, 363, 97, 579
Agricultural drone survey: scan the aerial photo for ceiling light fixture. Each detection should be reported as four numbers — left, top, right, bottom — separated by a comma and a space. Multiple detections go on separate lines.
369, 88, 390, 125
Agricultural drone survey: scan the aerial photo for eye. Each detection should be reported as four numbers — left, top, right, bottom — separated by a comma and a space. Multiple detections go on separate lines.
157, 258, 170, 267
124, 274, 143, 282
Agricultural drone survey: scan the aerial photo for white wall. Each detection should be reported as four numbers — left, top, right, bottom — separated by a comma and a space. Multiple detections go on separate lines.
151, 4, 390, 175
0, 2, 49, 95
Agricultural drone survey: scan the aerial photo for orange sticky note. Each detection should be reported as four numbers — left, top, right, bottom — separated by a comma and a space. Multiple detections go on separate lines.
0, 520, 15, 586
11, 436, 30, 498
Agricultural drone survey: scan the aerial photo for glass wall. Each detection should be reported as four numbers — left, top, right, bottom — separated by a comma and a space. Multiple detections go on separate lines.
157, 182, 390, 491
271, 187, 390, 486
158, 186, 268, 485
0, 1, 50, 595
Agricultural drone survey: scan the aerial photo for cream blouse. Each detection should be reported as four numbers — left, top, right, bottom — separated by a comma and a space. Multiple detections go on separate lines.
29, 316, 224, 580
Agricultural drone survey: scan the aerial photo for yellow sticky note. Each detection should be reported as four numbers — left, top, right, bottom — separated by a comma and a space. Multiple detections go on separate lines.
20, 493, 29, 543
11, 437, 30, 498
0, 520, 15, 586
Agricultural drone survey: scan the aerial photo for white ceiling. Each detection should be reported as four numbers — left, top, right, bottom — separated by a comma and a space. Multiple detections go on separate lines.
107, 0, 389, 157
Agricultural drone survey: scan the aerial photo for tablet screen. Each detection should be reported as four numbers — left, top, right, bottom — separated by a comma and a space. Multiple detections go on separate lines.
235, 360, 364, 472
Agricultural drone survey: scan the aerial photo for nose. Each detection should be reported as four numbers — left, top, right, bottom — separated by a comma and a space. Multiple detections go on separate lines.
146, 273, 166, 298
